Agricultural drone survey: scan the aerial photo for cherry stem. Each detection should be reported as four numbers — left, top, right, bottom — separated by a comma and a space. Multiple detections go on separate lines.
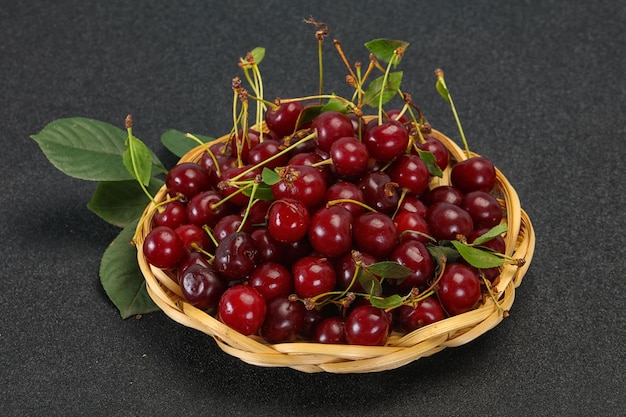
435, 69, 471, 158
190, 242, 215, 263
237, 186, 260, 233
378, 51, 399, 125
325, 198, 378, 213
201, 225, 219, 248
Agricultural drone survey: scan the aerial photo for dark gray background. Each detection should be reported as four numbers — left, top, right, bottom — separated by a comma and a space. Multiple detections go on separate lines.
1, 1, 624, 416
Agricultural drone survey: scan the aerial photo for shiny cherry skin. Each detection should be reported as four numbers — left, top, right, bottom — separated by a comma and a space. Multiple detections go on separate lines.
323, 181, 367, 217
364, 120, 409, 162
308, 205, 353, 258
213, 213, 252, 243
213, 232, 260, 281
311, 110, 355, 152
424, 185, 464, 206
425, 202, 474, 241
218, 285, 266, 336
393, 210, 431, 244
329, 136, 370, 180
266, 198, 310, 244
187, 190, 232, 228
389, 240, 435, 291
451, 156, 496, 193
179, 264, 227, 310
248, 261, 294, 300
353, 212, 398, 260
388, 153, 430, 196
259, 295, 306, 343
395, 296, 446, 333
313, 316, 347, 344
271, 165, 327, 210
437, 263, 482, 316
175, 223, 214, 252
417, 136, 450, 170
358, 171, 400, 215
460, 190, 503, 229
153, 201, 188, 229
143, 226, 186, 269
165, 162, 212, 200
345, 305, 390, 346
292, 256, 336, 299
265, 101, 304, 137
334, 251, 377, 292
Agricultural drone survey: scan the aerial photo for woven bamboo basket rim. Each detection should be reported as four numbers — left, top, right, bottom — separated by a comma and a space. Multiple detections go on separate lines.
135, 118, 536, 374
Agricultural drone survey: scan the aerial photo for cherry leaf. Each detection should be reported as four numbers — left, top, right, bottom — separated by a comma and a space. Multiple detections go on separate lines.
123, 134, 153, 186
426, 243, 460, 272
362, 72, 403, 108
358, 269, 383, 297
366, 261, 412, 280
87, 178, 164, 228
436, 79, 451, 104
369, 294, 405, 310
296, 104, 323, 129
364, 39, 410, 64
416, 148, 443, 177
262, 167, 281, 185
451, 240, 504, 269
321, 97, 351, 113
30, 117, 163, 181
161, 129, 215, 158
99, 219, 159, 319
471, 223, 508, 246
249, 47, 265, 65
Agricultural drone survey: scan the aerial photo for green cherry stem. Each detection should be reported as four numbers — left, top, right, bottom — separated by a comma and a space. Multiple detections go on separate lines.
435, 69, 471, 158
378, 49, 402, 124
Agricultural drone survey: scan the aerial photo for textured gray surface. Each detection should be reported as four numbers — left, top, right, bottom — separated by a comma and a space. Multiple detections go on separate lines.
1, 1, 625, 415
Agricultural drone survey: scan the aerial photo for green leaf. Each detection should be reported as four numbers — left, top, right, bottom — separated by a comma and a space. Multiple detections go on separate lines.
362, 72, 403, 108
321, 97, 352, 113
416, 148, 443, 177
426, 243, 460, 270
161, 129, 215, 158
99, 219, 159, 319
366, 261, 412, 280
123, 134, 153, 186
369, 294, 405, 309
31, 117, 164, 181
436, 79, 451, 104
261, 167, 281, 185
358, 269, 383, 297
451, 240, 504, 269
87, 178, 164, 227
249, 47, 265, 65
296, 104, 323, 129
471, 223, 508, 246
364, 39, 410, 64
243, 182, 275, 201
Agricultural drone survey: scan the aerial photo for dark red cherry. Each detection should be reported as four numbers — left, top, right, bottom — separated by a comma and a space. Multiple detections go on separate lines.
451, 156, 496, 193
358, 171, 400, 215
324, 181, 367, 217
398, 196, 428, 217
213, 213, 252, 243
417, 136, 450, 170
311, 111, 355, 152
153, 201, 188, 229
165, 162, 212, 200
388, 153, 430, 196
218, 285, 266, 335
271, 165, 326, 210
313, 316, 347, 344
308, 205, 353, 259
393, 210, 431, 244
179, 264, 227, 310
266, 198, 310, 243
247, 139, 288, 169
292, 256, 336, 299
143, 226, 186, 269
395, 296, 446, 333
389, 240, 434, 291
425, 202, 474, 241
187, 190, 232, 228
228, 129, 261, 162
259, 295, 306, 343
175, 223, 214, 252
364, 120, 409, 162
248, 261, 294, 300
352, 212, 398, 260
213, 232, 260, 280
265, 101, 304, 137
424, 185, 463, 206
329, 136, 370, 180
345, 305, 390, 346
460, 191, 503, 229
437, 263, 481, 316
334, 251, 377, 292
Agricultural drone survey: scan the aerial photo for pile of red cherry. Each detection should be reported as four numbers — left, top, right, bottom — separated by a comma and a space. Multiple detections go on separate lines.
142, 102, 505, 346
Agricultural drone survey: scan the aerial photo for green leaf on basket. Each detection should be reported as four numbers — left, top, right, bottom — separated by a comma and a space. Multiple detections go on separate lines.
30, 117, 164, 181
451, 240, 504, 269
123, 133, 153, 187
366, 261, 412, 280
364, 39, 410, 65
100, 218, 159, 319
369, 294, 405, 310
471, 223, 508, 246
87, 178, 164, 228
161, 129, 215, 158
362, 72, 403, 108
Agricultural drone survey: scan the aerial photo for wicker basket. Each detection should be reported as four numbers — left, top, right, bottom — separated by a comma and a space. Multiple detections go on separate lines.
135, 122, 535, 374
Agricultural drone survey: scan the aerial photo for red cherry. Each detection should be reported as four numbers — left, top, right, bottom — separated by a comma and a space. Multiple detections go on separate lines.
353, 212, 398, 260
329, 136, 370, 179
292, 256, 336, 299
266, 198, 310, 244
265, 101, 304, 137
388, 153, 430, 196
460, 191, 503, 229
248, 261, 294, 300
437, 263, 481, 316
308, 205, 353, 259
389, 240, 434, 291
311, 111, 355, 152
395, 297, 446, 333
313, 316, 347, 344
179, 264, 227, 310
364, 120, 409, 162
345, 305, 390, 346
165, 162, 212, 200
425, 202, 474, 241
143, 226, 186, 269
259, 295, 305, 343
451, 156, 496, 193
218, 285, 266, 335
271, 165, 327, 210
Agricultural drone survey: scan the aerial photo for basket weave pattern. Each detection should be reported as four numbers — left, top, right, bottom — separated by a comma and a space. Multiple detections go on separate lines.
135, 127, 535, 373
